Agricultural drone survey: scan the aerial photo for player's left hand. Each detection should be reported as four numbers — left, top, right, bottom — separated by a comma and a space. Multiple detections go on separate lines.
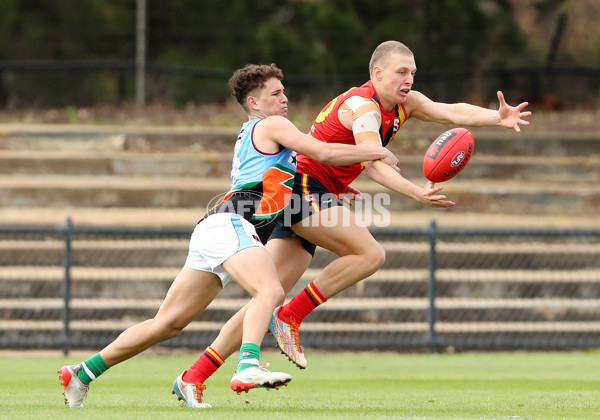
497, 90, 531, 133
339, 184, 363, 206
420, 181, 456, 207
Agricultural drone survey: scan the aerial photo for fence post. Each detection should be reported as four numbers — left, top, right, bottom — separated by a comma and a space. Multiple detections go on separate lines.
135, 0, 147, 110
62, 217, 73, 356
427, 219, 438, 353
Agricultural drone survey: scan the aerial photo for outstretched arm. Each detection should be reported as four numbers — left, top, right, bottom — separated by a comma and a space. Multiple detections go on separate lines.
365, 160, 455, 208
408, 90, 531, 133
255, 115, 399, 167
340, 95, 453, 207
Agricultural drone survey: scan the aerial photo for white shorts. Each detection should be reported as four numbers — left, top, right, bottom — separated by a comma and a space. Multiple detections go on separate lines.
184, 212, 264, 287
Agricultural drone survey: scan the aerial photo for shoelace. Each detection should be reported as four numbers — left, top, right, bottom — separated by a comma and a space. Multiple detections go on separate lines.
288, 317, 304, 354
257, 363, 271, 372
192, 382, 207, 402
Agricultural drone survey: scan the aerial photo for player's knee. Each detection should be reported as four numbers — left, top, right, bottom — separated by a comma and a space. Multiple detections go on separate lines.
152, 318, 185, 340
268, 285, 286, 306
164, 326, 184, 340
374, 243, 386, 267
364, 242, 386, 274
257, 284, 285, 308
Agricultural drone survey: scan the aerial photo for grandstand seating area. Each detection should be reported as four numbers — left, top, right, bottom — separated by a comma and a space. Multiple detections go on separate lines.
1, 123, 598, 351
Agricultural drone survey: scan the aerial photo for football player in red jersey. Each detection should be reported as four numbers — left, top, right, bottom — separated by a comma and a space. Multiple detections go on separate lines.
264, 41, 530, 368
191, 41, 531, 375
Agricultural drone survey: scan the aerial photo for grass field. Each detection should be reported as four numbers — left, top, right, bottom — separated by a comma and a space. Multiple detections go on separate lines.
1, 350, 599, 419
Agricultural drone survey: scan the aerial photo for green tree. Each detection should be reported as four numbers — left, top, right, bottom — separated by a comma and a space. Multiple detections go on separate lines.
3, 0, 594, 107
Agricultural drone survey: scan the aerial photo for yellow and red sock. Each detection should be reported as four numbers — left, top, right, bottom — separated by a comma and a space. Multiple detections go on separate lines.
278, 281, 327, 324
182, 346, 224, 384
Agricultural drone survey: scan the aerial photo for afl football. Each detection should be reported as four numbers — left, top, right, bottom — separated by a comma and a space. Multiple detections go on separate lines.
422, 128, 474, 182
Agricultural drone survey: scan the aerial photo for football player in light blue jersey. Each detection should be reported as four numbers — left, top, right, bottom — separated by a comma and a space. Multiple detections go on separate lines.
59, 63, 398, 409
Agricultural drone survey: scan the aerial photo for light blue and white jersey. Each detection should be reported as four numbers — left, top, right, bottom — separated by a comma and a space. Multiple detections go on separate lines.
230, 118, 296, 191
205, 118, 297, 243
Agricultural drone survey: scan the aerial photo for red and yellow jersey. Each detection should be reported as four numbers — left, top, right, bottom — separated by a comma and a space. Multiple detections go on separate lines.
297, 80, 408, 194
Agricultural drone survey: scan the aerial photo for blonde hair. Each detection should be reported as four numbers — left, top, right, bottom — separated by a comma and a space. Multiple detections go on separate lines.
369, 41, 413, 76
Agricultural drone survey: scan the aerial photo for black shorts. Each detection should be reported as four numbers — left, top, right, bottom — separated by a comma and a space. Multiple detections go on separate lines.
268, 172, 344, 256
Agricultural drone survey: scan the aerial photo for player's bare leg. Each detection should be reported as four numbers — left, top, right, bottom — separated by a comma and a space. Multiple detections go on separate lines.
221, 247, 292, 394
60, 268, 222, 408
209, 236, 311, 358
183, 236, 310, 387
169, 246, 293, 406
221, 247, 286, 344
100, 269, 222, 366
269, 205, 385, 368
267, 236, 314, 294
293, 205, 385, 299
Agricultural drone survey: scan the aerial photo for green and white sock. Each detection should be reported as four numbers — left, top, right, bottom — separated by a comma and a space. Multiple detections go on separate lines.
236, 343, 260, 373
77, 353, 109, 385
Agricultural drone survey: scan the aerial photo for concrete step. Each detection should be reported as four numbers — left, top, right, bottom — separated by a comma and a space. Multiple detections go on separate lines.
0, 239, 189, 267
1, 238, 598, 269
3, 317, 600, 335
1, 150, 598, 182
394, 134, 600, 158
359, 268, 600, 299
0, 175, 599, 216
1, 266, 597, 299
1, 207, 596, 229
0, 124, 238, 153
0, 150, 233, 178
2, 297, 599, 324
0, 175, 227, 208
0, 207, 203, 228
2, 123, 599, 156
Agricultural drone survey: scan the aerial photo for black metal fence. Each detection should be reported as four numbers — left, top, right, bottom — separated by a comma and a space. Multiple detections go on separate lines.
0, 60, 598, 107
1, 218, 599, 355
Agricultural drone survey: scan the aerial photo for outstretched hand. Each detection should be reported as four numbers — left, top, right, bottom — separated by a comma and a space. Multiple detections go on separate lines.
419, 181, 456, 208
497, 91, 531, 133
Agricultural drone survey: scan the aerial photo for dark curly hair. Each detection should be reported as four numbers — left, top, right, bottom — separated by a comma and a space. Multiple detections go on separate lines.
229, 63, 283, 111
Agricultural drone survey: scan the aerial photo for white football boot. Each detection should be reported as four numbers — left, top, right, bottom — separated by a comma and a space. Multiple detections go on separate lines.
230, 364, 292, 394
58, 365, 89, 408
